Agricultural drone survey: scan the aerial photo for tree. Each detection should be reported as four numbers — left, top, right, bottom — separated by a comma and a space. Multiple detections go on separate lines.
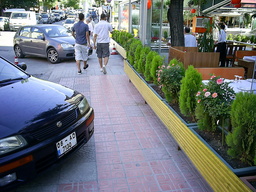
167, 0, 184, 46
65, 0, 80, 9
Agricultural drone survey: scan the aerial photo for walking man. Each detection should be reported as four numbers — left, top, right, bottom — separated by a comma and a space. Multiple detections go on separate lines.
72, 13, 91, 74
93, 13, 113, 74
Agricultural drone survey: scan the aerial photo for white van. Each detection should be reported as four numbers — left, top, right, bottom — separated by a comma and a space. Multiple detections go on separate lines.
3, 8, 26, 18
9, 11, 36, 31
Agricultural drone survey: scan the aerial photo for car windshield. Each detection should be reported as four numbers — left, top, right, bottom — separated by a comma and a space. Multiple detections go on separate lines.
41, 14, 48, 18
44, 26, 72, 37
0, 58, 29, 85
11, 13, 28, 19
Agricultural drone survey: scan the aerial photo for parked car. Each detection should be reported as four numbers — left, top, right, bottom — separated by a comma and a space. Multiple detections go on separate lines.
0, 16, 9, 31
53, 13, 61, 22
13, 24, 75, 63
0, 56, 94, 191
40, 13, 52, 24
63, 18, 76, 31
9, 11, 37, 31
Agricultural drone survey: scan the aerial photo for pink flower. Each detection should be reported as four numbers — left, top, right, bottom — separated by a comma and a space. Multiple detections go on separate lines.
161, 65, 165, 68
197, 99, 201, 103
203, 88, 207, 92
158, 77, 161, 82
204, 92, 211, 97
216, 78, 224, 85
210, 75, 216, 79
172, 64, 175, 66
196, 91, 201, 96
212, 92, 218, 98
167, 66, 171, 69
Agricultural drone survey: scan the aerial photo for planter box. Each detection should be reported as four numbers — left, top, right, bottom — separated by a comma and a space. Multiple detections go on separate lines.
124, 60, 251, 192
111, 39, 127, 59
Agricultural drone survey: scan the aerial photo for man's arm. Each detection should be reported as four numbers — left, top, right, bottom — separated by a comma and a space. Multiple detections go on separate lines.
86, 31, 90, 46
93, 34, 97, 49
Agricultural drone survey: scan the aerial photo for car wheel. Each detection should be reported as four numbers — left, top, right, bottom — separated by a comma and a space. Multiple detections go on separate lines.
47, 48, 60, 64
14, 45, 25, 58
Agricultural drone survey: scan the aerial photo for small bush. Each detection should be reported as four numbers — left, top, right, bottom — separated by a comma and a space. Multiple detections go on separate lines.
226, 92, 256, 165
179, 65, 202, 120
195, 76, 235, 131
137, 46, 151, 74
157, 59, 185, 103
127, 39, 142, 66
144, 51, 158, 82
133, 44, 143, 70
151, 55, 164, 85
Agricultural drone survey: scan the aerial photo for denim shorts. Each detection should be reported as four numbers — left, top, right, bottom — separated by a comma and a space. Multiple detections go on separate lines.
75, 44, 88, 61
96, 43, 110, 58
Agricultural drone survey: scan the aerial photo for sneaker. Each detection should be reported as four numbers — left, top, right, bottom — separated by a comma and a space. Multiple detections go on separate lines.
102, 64, 107, 74
78, 70, 82, 74
100, 68, 103, 72
83, 64, 89, 70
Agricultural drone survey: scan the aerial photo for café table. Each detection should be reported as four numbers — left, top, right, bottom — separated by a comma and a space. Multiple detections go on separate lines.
202, 79, 256, 94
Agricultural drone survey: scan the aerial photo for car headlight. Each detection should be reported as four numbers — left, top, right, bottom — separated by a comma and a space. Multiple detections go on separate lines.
61, 43, 73, 49
0, 136, 27, 155
78, 97, 90, 115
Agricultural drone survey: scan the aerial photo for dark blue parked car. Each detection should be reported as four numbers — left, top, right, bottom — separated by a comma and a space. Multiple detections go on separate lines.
0, 56, 94, 191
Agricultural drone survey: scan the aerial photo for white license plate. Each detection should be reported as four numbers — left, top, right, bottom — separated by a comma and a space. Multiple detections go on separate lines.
56, 132, 77, 157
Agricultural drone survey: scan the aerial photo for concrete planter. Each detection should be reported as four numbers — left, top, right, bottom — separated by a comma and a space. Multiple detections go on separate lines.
124, 60, 251, 192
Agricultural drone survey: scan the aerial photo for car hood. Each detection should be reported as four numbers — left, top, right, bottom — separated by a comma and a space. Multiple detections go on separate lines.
51, 36, 75, 44
0, 77, 83, 138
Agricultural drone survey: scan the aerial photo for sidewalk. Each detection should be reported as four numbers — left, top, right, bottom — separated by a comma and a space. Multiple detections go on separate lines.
11, 47, 213, 192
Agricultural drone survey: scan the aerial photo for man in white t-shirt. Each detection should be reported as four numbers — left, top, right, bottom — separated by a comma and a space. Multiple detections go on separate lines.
93, 13, 113, 74
184, 27, 197, 47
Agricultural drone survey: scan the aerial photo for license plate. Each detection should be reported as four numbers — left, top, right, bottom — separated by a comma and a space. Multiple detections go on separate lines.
56, 132, 77, 157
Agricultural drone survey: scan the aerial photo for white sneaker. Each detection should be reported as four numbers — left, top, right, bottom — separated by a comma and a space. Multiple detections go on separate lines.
102, 65, 107, 74
100, 68, 103, 72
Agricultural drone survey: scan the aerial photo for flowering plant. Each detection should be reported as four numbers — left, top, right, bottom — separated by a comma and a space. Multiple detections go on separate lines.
156, 60, 185, 103
195, 75, 236, 131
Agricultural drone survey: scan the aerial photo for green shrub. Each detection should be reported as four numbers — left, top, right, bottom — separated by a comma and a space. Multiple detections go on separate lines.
137, 46, 151, 74
179, 65, 202, 120
151, 55, 164, 85
195, 76, 235, 131
226, 92, 256, 165
127, 39, 142, 66
144, 51, 158, 82
156, 59, 185, 103
133, 44, 143, 70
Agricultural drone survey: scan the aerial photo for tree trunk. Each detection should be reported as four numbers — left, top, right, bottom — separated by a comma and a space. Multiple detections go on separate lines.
168, 0, 184, 46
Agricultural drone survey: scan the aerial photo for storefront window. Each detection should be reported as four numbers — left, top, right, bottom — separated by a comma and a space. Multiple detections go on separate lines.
120, 4, 129, 31
131, 2, 140, 37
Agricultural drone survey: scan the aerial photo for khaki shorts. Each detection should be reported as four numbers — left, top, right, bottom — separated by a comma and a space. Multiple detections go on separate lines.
75, 44, 88, 61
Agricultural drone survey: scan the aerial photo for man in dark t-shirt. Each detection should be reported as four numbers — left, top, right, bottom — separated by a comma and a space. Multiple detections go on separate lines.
72, 13, 91, 74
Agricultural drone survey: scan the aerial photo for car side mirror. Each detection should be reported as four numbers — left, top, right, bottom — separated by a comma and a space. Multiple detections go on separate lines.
17, 62, 27, 71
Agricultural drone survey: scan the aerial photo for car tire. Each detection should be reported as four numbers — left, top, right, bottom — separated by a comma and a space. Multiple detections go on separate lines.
47, 48, 60, 64
14, 45, 25, 58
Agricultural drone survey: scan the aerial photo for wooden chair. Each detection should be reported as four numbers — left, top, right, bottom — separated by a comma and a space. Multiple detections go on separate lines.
234, 50, 256, 79
226, 44, 246, 67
